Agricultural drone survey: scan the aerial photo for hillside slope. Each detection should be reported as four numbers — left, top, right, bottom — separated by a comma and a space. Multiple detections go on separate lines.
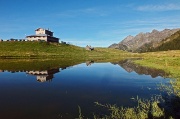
0, 41, 84, 57
0, 41, 135, 60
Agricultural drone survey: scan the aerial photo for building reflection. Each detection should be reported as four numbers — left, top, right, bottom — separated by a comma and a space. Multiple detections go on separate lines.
0, 70, 4, 72
26, 69, 60, 82
86, 61, 94, 66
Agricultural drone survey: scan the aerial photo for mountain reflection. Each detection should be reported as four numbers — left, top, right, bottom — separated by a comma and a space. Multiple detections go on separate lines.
112, 59, 168, 78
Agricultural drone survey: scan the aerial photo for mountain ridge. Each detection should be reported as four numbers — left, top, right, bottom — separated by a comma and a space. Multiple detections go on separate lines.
109, 28, 180, 52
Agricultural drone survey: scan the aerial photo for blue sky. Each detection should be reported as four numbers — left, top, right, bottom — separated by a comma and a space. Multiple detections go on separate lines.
0, 0, 180, 47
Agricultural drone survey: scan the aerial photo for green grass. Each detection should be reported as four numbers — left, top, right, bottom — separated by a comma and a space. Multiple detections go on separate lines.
0, 41, 140, 61
0, 41, 85, 57
94, 95, 164, 119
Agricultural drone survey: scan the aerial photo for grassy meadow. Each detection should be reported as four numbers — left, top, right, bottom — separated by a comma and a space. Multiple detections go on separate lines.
0, 41, 139, 61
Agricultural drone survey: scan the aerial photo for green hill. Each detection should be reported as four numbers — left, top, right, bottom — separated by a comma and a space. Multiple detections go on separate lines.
0, 41, 83, 57
0, 41, 135, 60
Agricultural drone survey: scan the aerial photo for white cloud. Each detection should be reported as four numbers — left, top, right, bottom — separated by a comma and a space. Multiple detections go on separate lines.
137, 3, 180, 11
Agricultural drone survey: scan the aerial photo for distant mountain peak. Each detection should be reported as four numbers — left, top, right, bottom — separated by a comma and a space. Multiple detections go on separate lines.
152, 29, 159, 33
120, 35, 134, 43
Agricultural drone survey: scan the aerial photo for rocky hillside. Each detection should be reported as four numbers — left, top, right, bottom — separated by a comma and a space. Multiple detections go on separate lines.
109, 28, 180, 52
148, 30, 180, 52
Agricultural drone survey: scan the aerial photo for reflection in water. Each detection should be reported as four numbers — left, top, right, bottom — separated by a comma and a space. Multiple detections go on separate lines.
112, 59, 169, 78
26, 69, 60, 82
0, 69, 60, 83
86, 60, 94, 66
0, 60, 170, 119
0, 61, 92, 82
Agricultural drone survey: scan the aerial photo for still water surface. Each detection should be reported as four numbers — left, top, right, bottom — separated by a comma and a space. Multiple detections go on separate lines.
0, 60, 169, 119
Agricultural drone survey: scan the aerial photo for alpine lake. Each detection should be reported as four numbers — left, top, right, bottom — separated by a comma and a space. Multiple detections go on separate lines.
0, 59, 170, 119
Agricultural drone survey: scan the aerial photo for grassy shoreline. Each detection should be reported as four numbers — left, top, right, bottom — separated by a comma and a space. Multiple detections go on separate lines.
134, 50, 180, 96
92, 51, 180, 118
